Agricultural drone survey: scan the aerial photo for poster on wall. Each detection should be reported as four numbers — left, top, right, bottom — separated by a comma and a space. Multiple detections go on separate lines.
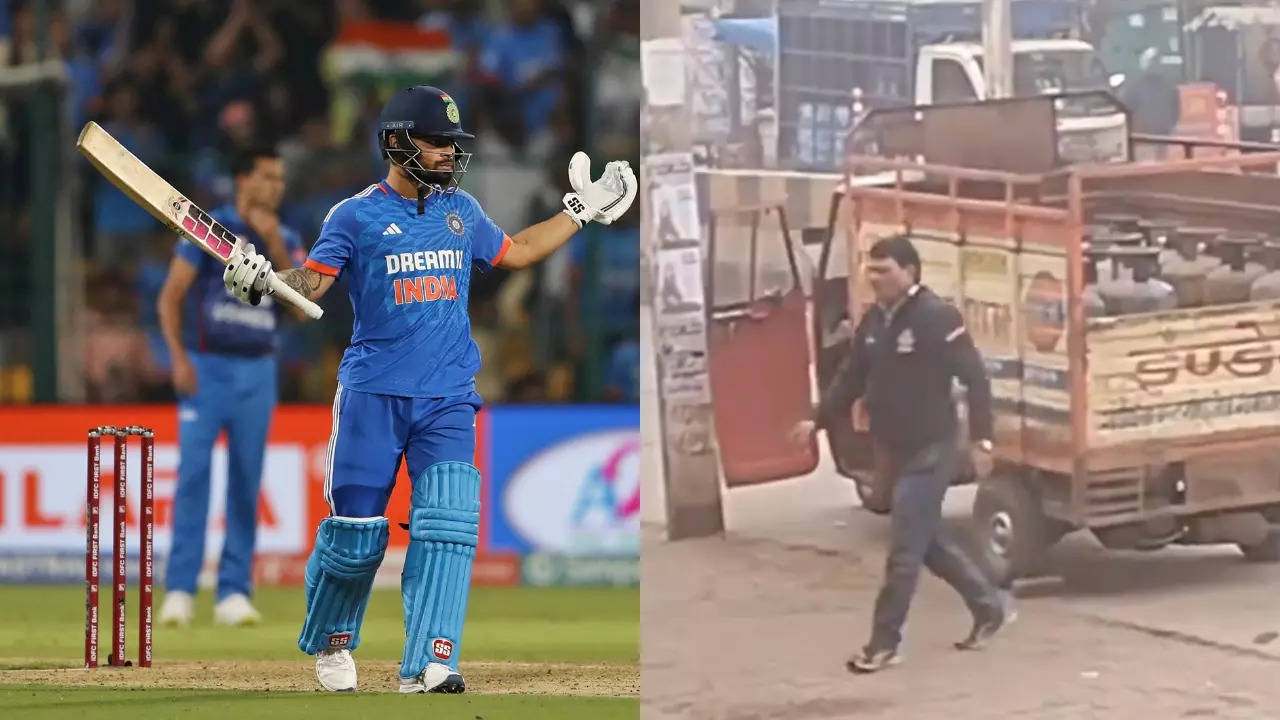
682, 14, 731, 143
649, 154, 700, 246
646, 151, 712, 406
641, 37, 686, 107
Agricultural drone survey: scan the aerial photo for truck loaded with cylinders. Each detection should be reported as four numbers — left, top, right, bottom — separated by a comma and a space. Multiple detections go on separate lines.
701, 91, 1280, 587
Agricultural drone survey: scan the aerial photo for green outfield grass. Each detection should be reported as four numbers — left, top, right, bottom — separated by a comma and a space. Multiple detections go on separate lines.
0, 687, 638, 719
0, 585, 639, 718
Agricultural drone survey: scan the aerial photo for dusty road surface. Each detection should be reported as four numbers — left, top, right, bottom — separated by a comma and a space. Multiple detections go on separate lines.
641, 463, 1280, 720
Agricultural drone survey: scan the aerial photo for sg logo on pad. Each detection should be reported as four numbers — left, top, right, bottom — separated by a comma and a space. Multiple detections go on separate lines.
432, 638, 454, 660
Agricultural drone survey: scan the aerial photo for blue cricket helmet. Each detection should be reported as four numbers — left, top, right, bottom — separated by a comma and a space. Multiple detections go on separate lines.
378, 85, 474, 199
379, 84, 475, 141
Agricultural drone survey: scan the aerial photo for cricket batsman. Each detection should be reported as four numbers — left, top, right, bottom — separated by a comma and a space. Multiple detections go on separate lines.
219, 85, 636, 693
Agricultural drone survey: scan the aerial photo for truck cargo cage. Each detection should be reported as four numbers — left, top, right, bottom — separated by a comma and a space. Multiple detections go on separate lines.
828, 135, 1280, 582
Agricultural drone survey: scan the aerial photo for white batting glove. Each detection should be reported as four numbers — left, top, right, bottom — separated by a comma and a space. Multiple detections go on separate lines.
222, 240, 275, 306
561, 151, 637, 228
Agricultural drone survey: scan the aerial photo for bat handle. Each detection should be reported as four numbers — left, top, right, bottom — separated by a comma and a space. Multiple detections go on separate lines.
268, 274, 324, 319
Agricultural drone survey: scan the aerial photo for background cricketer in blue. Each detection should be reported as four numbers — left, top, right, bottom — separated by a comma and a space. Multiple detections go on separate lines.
219, 85, 637, 693
158, 145, 304, 628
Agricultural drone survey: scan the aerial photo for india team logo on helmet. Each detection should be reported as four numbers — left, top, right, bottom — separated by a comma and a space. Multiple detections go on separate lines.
445, 212, 465, 237
443, 94, 460, 124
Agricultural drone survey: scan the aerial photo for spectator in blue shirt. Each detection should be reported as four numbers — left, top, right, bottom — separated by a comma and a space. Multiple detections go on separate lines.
570, 219, 640, 350
478, 0, 568, 151
93, 78, 170, 264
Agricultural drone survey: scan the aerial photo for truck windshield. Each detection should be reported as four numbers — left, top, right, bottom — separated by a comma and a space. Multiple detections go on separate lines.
974, 49, 1118, 118
974, 50, 1110, 96
1013, 50, 1110, 95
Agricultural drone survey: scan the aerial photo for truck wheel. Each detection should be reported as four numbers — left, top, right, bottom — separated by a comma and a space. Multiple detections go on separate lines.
1239, 528, 1280, 562
853, 471, 892, 514
972, 474, 1051, 587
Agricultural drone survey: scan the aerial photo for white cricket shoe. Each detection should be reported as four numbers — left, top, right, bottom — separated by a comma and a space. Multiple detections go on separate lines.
158, 591, 193, 628
399, 662, 466, 694
316, 648, 357, 692
213, 593, 262, 626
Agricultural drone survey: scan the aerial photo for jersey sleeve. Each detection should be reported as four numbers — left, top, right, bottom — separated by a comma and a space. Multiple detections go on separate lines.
173, 237, 208, 270
305, 201, 358, 278
471, 200, 511, 272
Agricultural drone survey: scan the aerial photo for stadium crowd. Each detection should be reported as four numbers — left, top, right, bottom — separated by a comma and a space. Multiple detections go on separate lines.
0, 0, 640, 405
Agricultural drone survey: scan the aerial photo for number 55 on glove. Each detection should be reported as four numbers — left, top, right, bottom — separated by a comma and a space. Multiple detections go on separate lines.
561, 151, 638, 228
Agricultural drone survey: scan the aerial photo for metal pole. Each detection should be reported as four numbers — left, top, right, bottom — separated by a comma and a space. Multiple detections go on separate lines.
30, 0, 59, 401
983, 0, 1013, 100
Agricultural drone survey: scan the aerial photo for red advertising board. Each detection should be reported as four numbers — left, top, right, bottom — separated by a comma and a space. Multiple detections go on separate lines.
0, 405, 519, 586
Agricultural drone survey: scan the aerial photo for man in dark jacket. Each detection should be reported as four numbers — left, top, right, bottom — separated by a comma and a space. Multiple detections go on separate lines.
1122, 47, 1179, 154
791, 235, 1010, 673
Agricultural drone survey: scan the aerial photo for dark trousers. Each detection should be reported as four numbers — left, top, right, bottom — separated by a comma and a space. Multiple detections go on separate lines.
868, 440, 1000, 651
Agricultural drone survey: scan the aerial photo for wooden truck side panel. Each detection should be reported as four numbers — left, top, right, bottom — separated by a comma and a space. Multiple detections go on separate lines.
1087, 301, 1280, 448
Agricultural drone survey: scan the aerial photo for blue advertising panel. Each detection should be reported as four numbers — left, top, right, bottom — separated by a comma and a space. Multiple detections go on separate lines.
485, 405, 640, 557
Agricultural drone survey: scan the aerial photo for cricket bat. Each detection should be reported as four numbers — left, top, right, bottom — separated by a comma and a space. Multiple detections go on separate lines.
76, 121, 324, 319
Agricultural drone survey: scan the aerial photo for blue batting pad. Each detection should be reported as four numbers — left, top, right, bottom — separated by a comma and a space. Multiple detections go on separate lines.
297, 516, 389, 655
399, 462, 481, 677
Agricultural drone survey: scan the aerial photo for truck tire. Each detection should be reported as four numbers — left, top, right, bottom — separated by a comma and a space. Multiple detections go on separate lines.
853, 471, 892, 514
1239, 528, 1280, 562
972, 474, 1052, 587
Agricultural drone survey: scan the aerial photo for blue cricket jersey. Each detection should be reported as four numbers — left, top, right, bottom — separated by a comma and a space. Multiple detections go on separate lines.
305, 182, 510, 398
176, 205, 305, 356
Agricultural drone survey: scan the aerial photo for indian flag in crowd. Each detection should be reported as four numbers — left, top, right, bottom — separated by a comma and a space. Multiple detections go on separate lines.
323, 18, 457, 82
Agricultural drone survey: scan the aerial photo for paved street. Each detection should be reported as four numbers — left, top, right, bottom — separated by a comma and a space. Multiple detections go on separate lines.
641, 300, 1280, 718
641, 458, 1280, 719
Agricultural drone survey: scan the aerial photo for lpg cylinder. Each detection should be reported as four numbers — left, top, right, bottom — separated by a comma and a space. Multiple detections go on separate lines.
1205, 237, 1268, 304
1250, 243, 1280, 300
1099, 247, 1177, 315
1082, 244, 1109, 317
1161, 227, 1223, 307
1138, 218, 1181, 262
1091, 231, 1145, 281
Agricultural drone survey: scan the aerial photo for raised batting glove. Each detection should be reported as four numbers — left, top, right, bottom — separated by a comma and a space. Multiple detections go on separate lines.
561, 151, 638, 228
223, 240, 274, 306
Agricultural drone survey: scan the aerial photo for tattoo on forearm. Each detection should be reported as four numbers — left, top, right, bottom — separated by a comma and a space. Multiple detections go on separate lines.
278, 267, 322, 299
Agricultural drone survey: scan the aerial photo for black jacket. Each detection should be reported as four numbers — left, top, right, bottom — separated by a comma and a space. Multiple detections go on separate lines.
815, 286, 993, 461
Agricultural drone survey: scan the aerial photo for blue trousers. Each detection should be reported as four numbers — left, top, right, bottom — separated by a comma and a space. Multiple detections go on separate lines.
869, 440, 1001, 651
323, 384, 482, 517
166, 351, 276, 600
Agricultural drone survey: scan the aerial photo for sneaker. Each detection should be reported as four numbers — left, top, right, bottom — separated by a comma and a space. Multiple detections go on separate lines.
316, 648, 357, 692
213, 593, 262, 626
955, 593, 1017, 651
845, 646, 901, 674
399, 662, 466, 694
159, 591, 193, 628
